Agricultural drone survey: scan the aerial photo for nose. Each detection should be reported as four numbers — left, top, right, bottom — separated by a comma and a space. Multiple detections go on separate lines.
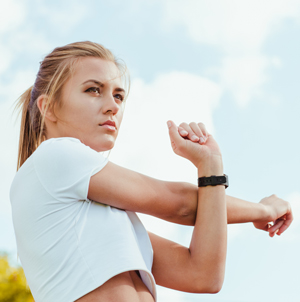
102, 93, 119, 115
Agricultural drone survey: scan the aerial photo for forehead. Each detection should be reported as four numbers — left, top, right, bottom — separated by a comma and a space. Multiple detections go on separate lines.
71, 57, 122, 86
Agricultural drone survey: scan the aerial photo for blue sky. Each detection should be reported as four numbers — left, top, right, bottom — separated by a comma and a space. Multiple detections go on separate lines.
0, 0, 299, 301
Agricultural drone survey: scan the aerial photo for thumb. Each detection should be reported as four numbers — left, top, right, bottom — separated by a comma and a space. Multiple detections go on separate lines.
167, 120, 184, 151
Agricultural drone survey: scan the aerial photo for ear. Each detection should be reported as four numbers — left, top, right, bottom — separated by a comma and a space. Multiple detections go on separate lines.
36, 95, 57, 123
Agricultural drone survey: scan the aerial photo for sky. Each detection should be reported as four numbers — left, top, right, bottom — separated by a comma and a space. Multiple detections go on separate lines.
0, 0, 299, 301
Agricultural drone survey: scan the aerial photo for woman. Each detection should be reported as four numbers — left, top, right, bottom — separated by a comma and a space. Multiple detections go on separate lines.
10, 41, 292, 302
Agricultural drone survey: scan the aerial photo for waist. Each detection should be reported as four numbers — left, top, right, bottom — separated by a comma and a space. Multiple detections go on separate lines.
75, 270, 155, 302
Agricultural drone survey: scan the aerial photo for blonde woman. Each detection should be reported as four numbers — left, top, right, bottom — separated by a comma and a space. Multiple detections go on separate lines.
10, 41, 292, 302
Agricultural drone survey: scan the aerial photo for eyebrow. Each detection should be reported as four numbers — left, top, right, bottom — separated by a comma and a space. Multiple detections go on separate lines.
82, 79, 125, 93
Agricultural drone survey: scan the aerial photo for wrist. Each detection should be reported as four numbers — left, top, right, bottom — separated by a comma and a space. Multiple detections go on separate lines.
254, 203, 271, 222
197, 155, 223, 177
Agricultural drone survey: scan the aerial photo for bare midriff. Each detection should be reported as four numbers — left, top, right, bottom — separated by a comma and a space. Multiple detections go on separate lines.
74, 270, 155, 302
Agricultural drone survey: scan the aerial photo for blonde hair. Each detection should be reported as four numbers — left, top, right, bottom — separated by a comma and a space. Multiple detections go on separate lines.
15, 41, 129, 170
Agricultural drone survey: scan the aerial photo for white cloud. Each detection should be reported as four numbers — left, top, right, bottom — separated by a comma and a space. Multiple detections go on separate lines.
160, 0, 300, 106
35, 0, 89, 35
0, 0, 25, 34
0, 0, 26, 75
0, 69, 37, 100
110, 72, 222, 182
7, 29, 54, 56
217, 55, 279, 107
162, 0, 300, 54
0, 46, 14, 75
0, 0, 89, 79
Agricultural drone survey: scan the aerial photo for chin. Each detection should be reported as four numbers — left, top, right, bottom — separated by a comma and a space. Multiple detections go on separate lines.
94, 138, 115, 152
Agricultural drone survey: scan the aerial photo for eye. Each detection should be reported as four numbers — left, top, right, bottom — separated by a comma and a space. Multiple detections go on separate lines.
85, 87, 100, 94
114, 94, 124, 101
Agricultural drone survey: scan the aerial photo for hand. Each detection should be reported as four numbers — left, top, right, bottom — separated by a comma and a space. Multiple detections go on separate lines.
167, 120, 222, 168
253, 194, 293, 237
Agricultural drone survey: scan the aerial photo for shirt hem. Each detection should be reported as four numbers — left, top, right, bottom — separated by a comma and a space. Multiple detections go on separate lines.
70, 266, 157, 302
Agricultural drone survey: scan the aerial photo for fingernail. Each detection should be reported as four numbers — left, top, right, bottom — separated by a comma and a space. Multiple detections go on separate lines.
167, 121, 171, 128
181, 129, 188, 135
199, 137, 205, 144
192, 135, 199, 141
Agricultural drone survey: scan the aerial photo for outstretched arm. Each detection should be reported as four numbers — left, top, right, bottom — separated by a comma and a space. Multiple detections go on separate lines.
88, 123, 292, 236
172, 182, 293, 236
171, 125, 293, 236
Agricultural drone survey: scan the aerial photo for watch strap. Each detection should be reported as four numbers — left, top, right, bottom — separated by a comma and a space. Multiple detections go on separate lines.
198, 174, 229, 189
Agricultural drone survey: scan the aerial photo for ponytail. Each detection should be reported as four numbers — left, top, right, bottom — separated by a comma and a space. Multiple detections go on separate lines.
15, 86, 43, 170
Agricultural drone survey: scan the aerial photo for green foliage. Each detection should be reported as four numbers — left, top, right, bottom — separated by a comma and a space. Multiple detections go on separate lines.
0, 253, 34, 302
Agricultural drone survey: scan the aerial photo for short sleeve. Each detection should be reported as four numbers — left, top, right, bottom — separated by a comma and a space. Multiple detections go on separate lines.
33, 137, 108, 202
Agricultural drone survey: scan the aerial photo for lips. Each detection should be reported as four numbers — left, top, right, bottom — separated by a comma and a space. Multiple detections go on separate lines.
100, 120, 116, 130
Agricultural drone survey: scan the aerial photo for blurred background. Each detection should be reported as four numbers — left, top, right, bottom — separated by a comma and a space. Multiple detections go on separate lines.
0, 0, 299, 301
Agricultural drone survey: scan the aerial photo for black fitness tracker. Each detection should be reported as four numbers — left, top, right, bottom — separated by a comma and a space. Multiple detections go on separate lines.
198, 174, 229, 189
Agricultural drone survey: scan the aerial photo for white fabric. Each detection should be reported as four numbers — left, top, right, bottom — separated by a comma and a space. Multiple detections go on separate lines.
10, 137, 157, 302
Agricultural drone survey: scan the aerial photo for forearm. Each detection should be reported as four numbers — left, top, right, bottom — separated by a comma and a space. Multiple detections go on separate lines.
172, 182, 269, 226
226, 195, 269, 224
188, 160, 227, 292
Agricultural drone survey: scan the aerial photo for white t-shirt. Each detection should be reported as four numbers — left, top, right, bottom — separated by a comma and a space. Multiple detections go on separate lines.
10, 137, 157, 302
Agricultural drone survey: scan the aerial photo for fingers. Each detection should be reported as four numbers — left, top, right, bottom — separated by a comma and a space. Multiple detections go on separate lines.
260, 194, 293, 237
268, 219, 285, 237
178, 122, 208, 144
178, 126, 188, 137
167, 120, 183, 151
277, 210, 293, 235
268, 209, 293, 237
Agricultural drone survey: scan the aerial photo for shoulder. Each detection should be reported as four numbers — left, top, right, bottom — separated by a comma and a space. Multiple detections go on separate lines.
31, 137, 108, 200
37, 137, 89, 155
35, 137, 104, 161
33, 137, 108, 177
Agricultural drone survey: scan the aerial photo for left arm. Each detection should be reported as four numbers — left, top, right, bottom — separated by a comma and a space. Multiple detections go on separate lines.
169, 181, 292, 236
171, 126, 293, 235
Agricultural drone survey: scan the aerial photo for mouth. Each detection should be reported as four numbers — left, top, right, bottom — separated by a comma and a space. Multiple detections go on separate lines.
99, 120, 117, 131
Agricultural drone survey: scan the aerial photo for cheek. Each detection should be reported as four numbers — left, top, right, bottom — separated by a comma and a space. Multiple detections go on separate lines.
62, 96, 89, 120
118, 110, 124, 124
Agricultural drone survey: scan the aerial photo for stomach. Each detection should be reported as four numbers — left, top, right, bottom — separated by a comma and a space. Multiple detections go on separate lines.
74, 270, 155, 302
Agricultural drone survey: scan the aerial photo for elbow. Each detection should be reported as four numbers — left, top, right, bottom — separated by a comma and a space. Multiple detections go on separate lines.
173, 182, 197, 225
207, 272, 225, 293
194, 278, 224, 294
207, 280, 224, 294
191, 271, 225, 294
176, 203, 196, 226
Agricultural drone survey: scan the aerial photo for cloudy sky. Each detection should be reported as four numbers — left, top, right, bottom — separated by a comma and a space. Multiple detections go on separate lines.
0, 0, 299, 301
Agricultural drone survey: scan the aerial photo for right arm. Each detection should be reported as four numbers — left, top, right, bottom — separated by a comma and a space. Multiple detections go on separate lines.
147, 121, 226, 293
148, 154, 226, 293
88, 120, 227, 293
88, 121, 222, 224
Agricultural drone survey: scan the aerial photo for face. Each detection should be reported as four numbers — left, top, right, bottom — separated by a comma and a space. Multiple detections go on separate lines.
53, 57, 125, 152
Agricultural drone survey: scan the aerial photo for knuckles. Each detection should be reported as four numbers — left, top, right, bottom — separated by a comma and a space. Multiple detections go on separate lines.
179, 122, 188, 128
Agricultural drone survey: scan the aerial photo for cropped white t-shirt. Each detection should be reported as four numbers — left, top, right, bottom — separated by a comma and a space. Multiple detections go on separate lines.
10, 137, 157, 302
